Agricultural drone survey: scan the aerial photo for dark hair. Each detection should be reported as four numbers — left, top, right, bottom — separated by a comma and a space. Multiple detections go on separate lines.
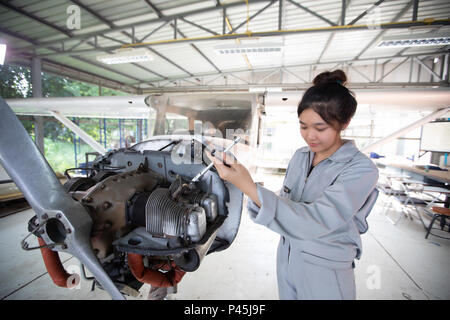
297, 70, 357, 129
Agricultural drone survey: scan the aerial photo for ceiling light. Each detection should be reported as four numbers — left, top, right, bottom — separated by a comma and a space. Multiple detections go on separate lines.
0, 44, 6, 65
377, 32, 450, 48
96, 48, 153, 64
214, 43, 283, 55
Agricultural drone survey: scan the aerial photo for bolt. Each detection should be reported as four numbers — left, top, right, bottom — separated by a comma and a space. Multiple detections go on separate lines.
66, 228, 72, 234
102, 201, 112, 210
56, 213, 62, 219
61, 244, 68, 250
100, 184, 105, 189
41, 214, 48, 220
83, 196, 92, 203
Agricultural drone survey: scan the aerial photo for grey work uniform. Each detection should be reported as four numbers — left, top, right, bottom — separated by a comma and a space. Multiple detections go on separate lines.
247, 139, 379, 300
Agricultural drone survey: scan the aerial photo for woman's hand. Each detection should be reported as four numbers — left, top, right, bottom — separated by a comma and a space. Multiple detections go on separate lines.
205, 150, 261, 207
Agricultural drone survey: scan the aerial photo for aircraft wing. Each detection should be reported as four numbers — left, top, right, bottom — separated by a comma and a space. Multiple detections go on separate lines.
5, 95, 150, 119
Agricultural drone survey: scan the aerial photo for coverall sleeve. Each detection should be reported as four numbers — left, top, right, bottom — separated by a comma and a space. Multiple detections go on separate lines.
247, 159, 379, 240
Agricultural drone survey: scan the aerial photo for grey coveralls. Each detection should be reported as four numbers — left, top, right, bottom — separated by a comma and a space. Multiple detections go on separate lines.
247, 139, 379, 300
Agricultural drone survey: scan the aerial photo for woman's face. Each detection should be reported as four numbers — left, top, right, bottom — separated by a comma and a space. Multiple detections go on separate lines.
299, 108, 346, 155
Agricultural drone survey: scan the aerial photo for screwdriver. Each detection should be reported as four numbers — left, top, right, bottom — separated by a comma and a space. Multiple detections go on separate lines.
191, 136, 241, 183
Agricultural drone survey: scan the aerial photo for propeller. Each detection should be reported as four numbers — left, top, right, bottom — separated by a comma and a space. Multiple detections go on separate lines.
0, 98, 125, 300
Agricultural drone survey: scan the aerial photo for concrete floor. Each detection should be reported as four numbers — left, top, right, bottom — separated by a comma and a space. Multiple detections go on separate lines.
1, 172, 449, 300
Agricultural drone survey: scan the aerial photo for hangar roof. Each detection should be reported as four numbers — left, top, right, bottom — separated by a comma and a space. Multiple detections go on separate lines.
1, 0, 449, 93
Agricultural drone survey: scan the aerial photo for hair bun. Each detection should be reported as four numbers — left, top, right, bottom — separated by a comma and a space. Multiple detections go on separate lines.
313, 69, 347, 86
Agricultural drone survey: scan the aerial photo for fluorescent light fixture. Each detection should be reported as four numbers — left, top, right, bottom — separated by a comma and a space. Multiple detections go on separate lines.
96, 48, 153, 64
377, 32, 450, 48
0, 44, 6, 65
214, 43, 283, 55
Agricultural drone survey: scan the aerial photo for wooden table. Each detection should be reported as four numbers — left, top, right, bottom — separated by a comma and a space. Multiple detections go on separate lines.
377, 161, 450, 185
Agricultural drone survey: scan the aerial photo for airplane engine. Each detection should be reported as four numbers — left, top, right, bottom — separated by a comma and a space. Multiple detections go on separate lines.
25, 138, 242, 296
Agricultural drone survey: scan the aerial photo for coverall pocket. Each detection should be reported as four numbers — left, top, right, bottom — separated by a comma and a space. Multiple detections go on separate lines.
296, 252, 355, 300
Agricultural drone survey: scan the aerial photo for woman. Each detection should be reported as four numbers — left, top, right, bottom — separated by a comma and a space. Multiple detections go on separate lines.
207, 70, 379, 300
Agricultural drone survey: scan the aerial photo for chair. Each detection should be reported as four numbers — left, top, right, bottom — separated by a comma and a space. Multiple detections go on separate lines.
380, 176, 412, 224
424, 206, 450, 240
382, 177, 430, 226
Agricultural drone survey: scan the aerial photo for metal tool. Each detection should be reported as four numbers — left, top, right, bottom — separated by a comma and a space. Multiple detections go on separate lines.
191, 137, 241, 183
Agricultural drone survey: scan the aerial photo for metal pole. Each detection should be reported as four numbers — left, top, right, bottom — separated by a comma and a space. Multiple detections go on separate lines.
119, 119, 123, 148
442, 53, 449, 83
53, 112, 106, 154
137, 119, 142, 143
412, 0, 419, 21
361, 107, 450, 153
144, 119, 148, 139
72, 117, 78, 168
103, 118, 107, 148
99, 118, 102, 146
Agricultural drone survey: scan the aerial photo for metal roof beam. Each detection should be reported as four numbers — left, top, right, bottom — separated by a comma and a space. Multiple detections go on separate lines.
1, 1, 163, 83
11, 20, 450, 56
135, 49, 450, 87
353, 0, 413, 60
345, 62, 372, 82
413, 57, 441, 80
15, 0, 273, 52
347, 0, 385, 25
69, 0, 115, 28
0, 2, 72, 37
67, 0, 166, 81
143, 0, 164, 18
376, 57, 410, 82
173, 25, 222, 73
143, 0, 221, 74
317, 0, 351, 63
278, 0, 283, 30
227, 0, 277, 34
146, 47, 194, 77
0, 27, 144, 90
138, 20, 171, 42
287, 0, 337, 26
412, 0, 419, 21
10, 53, 140, 94
179, 17, 219, 36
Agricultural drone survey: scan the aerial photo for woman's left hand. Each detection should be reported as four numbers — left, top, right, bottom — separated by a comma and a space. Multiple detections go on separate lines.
205, 150, 261, 207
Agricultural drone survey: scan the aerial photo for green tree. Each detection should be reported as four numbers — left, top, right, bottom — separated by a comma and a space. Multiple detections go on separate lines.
0, 64, 32, 98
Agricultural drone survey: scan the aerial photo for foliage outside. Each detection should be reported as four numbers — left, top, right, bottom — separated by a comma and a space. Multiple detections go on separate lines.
0, 64, 137, 174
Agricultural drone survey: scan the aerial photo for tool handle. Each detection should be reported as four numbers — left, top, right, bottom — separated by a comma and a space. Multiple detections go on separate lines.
191, 137, 241, 183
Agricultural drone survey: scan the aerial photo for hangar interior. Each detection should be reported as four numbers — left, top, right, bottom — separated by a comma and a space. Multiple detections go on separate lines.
0, 0, 449, 300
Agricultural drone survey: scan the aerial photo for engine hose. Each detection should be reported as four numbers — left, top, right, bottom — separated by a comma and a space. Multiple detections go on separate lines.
37, 237, 72, 288
127, 253, 186, 287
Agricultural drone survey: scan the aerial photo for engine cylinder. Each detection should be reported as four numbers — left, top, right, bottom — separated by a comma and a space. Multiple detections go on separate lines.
145, 188, 207, 243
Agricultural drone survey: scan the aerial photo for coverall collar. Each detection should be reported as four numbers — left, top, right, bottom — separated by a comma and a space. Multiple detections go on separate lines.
299, 139, 359, 163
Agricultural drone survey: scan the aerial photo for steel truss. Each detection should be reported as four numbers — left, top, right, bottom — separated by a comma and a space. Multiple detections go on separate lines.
1, 0, 449, 93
